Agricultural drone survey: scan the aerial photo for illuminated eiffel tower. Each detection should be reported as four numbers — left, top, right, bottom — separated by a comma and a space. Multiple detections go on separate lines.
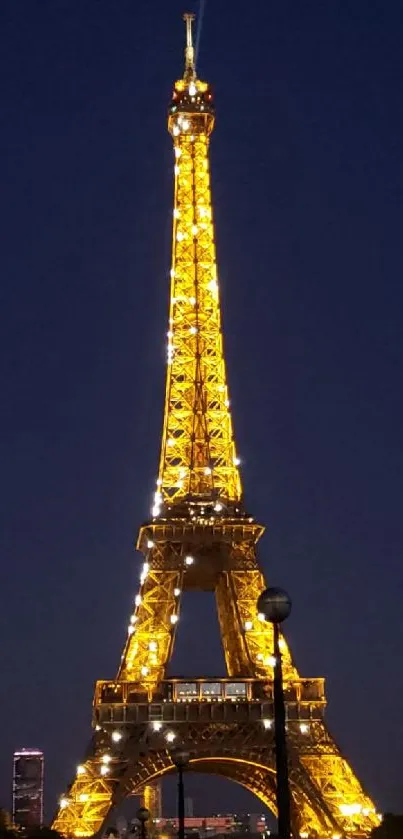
53, 15, 380, 839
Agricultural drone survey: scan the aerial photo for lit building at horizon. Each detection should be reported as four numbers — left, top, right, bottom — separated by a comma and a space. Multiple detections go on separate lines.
152, 813, 268, 838
12, 748, 44, 828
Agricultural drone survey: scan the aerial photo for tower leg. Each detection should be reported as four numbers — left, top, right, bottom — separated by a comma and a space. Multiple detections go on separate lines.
140, 782, 162, 834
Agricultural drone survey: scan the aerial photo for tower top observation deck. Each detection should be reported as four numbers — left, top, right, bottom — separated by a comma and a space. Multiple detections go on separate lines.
168, 13, 215, 138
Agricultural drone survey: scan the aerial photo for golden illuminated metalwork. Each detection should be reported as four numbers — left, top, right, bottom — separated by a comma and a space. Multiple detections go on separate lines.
54, 761, 114, 838
53, 14, 380, 839
139, 782, 161, 837
156, 28, 241, 508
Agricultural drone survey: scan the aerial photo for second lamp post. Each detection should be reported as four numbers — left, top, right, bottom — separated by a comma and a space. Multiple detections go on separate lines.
257, 586, 292, 839
171, 747, 189, 839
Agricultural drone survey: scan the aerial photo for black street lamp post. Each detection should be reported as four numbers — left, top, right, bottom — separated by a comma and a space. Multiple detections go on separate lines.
257, 587, 292, 839
171, 748, 189, 839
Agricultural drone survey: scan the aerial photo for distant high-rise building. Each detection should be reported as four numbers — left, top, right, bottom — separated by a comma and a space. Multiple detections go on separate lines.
184, 797, 194, 818
12, 749, 44, 828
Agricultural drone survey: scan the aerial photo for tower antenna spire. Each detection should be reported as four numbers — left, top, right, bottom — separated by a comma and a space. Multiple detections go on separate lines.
183, 12, 196, 78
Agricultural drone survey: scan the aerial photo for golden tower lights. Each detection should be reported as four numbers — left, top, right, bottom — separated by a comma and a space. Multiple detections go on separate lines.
52, 15, 380, 839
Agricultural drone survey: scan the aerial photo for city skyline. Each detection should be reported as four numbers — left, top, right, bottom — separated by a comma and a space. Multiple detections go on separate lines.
1, 0, 402, 823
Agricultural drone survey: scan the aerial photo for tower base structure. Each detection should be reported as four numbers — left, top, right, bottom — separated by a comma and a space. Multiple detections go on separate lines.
54, 676, 379, 839
53, 520, 379, 839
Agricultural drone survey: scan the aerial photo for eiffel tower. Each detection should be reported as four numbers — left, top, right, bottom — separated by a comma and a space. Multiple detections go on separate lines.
53, 15, 380, 839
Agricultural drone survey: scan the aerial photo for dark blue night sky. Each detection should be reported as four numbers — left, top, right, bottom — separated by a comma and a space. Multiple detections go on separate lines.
0, 0, 402, 821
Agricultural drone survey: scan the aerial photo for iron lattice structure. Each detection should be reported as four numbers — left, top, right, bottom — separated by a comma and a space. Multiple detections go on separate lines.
53, 15, 379, 839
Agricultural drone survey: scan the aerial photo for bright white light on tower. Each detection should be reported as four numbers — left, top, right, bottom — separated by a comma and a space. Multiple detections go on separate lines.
173, 125, 180, 136
59, 798, 69, 810
244, 620, 253, 631
165, 730, 176, 743
140, 562, 149, 583
148, 641, 157, 651
135, 594, 142, 607
127, 625, 134, 635
167, 343, 174, 364
174, 147, 182, 158
189, 326, 198, 334
170, 614, 179, 624
174, 588, 181, 596
257, 612, 265, 622
192, 225, 198, 236
264, 655, 277, 667
204, 467, 212, 475
152, 721, 162, 732
141, 666, 149, 677
101, 754, 112, 765
233, 456, 241, 466
189, 82, 197, 96
214, 503, 223, 512
262, 719, 272, 730
100, 765, 109, 776
76, 765, 86, 775
185, 555, 194, 566
167, 438, 175, 447
339, 804, 362, 817
181, 119, 190, 130
299, 723, 309, 734
147, 540, 154, 549
111, 731, 122, 743
176, 231, 184, 242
